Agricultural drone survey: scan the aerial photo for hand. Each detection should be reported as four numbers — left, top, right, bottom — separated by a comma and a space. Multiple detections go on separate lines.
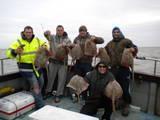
44, 30, 51, 40
41, 43, 48, 49
130, 47, 135, 52
90, 36, 96, 42
15, 47, 24, 55
67, 43, 75, 49
44, 30, 51, 36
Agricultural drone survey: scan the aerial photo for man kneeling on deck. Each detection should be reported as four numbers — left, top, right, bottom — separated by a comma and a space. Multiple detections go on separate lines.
80, 61, 115, 120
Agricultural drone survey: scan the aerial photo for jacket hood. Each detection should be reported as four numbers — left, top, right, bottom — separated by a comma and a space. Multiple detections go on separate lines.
112, 27, 125, 41
95, 61, 108, 70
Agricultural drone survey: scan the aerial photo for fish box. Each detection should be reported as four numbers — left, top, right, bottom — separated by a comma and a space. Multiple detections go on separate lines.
0, 91, 35, 120
29, 105, 98, 120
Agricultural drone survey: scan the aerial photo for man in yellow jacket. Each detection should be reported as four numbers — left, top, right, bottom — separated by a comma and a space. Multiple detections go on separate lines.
6, 26, 46, 109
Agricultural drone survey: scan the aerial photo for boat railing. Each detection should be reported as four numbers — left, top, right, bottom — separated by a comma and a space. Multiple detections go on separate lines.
136, 56, 160, 76
0, 58, 8, 75
0, 56, 160, 76
0, 57, 19, 75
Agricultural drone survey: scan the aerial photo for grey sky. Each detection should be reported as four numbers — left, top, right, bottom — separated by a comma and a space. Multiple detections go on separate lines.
0, 0, 160, 48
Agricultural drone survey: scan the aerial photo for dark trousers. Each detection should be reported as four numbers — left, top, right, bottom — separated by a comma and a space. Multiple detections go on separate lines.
111, 66, 132, 104
80, 96, 112, 120
73, 62, 92, 99
74, 62, 92, 77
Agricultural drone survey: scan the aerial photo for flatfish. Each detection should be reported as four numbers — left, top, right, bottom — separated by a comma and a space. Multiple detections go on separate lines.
104, 80, 123, 112
121, 48, 134, 68
67, 75, 89, 101
34, 47, 50, 68
84, 39, 97, 57
96, 47, 110, 65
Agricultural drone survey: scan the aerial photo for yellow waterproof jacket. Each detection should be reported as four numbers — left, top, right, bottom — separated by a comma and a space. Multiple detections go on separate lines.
6, 37, 47, 64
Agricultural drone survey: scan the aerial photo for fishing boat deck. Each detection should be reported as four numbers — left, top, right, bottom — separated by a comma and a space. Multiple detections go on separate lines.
1, 96, 159, 120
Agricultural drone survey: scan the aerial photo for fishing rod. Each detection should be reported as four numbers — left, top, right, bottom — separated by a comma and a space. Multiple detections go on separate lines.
41, 24, 45, 33
39, 24, 52, 83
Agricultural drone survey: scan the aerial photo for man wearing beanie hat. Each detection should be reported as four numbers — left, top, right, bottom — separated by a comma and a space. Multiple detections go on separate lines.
105, 27, 138, 116
80, 61, 115, 120
79, 25, 88, 32
71, 25, 104, 101
73, 25, 104, 76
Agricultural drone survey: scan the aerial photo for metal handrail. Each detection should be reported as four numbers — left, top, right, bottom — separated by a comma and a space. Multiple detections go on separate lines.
1, 56, 160, 76
0, 57, 16, 75
136, 56, 160, 76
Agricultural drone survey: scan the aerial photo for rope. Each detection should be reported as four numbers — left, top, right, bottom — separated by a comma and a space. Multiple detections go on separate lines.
3, 98, 18, 117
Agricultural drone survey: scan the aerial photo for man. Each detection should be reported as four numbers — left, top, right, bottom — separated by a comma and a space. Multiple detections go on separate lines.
72, 25, 104, 101
6, 26, 46, 109
44, 25, 71, 103
80, 61, 114, 120
105, 27, 138, 116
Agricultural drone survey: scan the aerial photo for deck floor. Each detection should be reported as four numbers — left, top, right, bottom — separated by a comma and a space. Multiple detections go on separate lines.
0, 96, 160, 120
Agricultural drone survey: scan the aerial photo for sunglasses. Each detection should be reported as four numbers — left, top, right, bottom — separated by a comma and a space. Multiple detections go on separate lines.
79, 29, 87, 32
98, 65, 107, 68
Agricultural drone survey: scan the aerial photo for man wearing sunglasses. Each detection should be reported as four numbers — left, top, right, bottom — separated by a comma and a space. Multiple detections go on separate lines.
80, 61, 115, 120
